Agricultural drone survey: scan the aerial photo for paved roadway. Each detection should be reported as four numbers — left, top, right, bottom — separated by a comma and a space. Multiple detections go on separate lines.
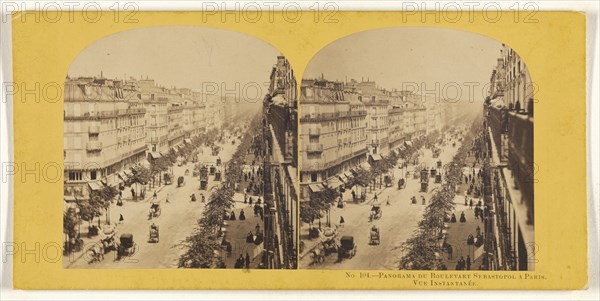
303, 139, 461, 270
65, 135, 240, 269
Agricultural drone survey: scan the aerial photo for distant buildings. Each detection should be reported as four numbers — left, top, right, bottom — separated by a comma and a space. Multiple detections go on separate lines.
299, 77, 442, 198
64, 76, 227, 202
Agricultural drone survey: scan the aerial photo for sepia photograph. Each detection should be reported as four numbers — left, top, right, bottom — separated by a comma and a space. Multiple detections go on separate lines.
62, 26, 298, 269
298, 27, 534, 271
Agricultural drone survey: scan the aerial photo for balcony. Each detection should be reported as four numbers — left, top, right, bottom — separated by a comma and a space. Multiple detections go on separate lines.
507, 111, 534, 223
88, 125, 100, 134
306, 143, 323, 153
86, 141, 103, 151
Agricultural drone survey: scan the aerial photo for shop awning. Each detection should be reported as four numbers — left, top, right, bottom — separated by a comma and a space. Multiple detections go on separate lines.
88, 181, 103, 191
118, 171, 128, 181
308, 183, 324, 193
344, 172, 353, 180
392, 149, 400, 156
64, 195, 78, 202
139, 159, 151, 168
325, 176, 343, 189
370, 154, 382, 161
404, 140, 413, 147
338, 174, 348, 183
360, 161, 371, 171
184, 138, 192, 144
149, 152, 162, 159
171, 146, 179, 153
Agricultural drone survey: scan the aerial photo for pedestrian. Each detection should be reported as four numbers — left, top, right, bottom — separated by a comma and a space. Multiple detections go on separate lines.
469, 199, 473, 209
165, 193, 170, 203
339, 216, 345, 226
131, 187, 135, 199
244, 193, 247, 204
245, 253, 251, 269
374, 194, 378, 201
119, 214, 124, 224
421, 196, 426, 205
386, 195, 391, 206
153, 190, 157, 201
447, 244, 453, 260
351, 190, 356, 201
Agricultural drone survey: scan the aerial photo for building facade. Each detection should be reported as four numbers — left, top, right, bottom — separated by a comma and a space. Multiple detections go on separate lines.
484, 46, 534, 271
64, 77, 147, 201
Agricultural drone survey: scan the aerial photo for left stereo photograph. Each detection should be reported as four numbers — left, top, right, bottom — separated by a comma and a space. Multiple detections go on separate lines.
62, 26, 299, 269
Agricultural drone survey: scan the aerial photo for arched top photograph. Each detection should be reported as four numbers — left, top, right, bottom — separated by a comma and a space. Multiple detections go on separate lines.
62, 26, 299, 270
298, 27, 534, 272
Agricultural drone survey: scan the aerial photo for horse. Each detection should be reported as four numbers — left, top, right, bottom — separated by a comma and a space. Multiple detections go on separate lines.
311, 244, 325, 265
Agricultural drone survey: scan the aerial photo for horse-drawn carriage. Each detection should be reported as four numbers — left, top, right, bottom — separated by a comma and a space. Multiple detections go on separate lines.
384, 174, 394, 187
116, 233, 136, 259
209, 165, 216, 175
148, 223, 159, 243
149, 203, 161, 219
369, 205, 382, 222
214, 168, 222, 181
199, 166, 209, 190
435, 173, 442, 183
337, 236, 357, 261
397, 178, 406, 189
369, 226, 381, 245
163, 173, 172, 185
420, 169, 429, 192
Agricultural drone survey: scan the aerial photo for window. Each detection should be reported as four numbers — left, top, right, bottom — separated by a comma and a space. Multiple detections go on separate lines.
90, 171, 97, 180
309, 136, 319, 143
311, 173, 318, 182
68, 172, 82, 181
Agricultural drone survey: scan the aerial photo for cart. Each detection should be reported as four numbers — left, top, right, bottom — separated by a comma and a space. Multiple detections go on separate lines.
117, 233, 136, 259
214, 169, 222, 181
420, 169, 429, 192
148, 224, 159, 243
163, 173, 172, 185
337, 236, 357, 261
199, 166, 209, 190
369, 226, 381, 245
397, 178, 406, 189
149, 203, 161, 219
369, 205, 382, 222
384, 174, 394, 187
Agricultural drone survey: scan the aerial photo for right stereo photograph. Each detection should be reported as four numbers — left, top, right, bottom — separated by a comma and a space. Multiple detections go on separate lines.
298, 27, 534, 271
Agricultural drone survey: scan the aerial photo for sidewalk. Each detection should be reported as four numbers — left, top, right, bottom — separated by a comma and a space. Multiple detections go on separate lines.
64, 182, 171, 267
299, 179, 390, 262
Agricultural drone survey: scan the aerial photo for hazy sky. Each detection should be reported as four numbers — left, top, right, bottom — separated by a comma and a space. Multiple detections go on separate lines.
69, 26, 280, 91
304, 27, 503, 100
